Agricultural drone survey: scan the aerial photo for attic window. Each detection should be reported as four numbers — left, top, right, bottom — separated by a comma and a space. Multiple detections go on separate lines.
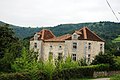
73, 34, 77, 39
72, 33, 78, 40
34, 33, 38, 40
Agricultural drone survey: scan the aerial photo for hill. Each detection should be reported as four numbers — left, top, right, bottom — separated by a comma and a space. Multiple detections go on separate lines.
0, 21, 120, 41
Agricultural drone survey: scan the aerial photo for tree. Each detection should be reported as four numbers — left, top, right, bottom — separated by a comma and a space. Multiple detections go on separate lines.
11, 47, 39, 72
0, 24, 20, 72
92, 52, 116, 69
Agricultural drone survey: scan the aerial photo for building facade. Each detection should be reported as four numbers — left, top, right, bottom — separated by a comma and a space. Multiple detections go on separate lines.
30, 27, 105, 63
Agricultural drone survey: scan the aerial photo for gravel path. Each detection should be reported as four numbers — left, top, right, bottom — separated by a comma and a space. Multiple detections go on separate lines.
92, 78, 110, 80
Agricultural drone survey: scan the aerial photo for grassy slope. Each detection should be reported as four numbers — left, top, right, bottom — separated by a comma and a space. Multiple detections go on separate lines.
112, 35, 120, 43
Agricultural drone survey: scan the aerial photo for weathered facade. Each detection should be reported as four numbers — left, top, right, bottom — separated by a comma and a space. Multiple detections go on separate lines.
30, 27, 105, 63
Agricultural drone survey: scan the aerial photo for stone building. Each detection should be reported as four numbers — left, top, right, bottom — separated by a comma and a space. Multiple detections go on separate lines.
30, 27, 104, 63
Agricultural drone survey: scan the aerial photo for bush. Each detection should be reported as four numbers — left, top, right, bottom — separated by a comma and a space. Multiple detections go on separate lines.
94, 64, 110, 71
30, 70, 49, 80
0, 72, 31, 80
0, 71, 49, 80
52, 66, 95, 80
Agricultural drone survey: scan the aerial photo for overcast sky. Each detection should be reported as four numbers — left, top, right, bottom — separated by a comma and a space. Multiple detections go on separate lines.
0, 0, 120, 27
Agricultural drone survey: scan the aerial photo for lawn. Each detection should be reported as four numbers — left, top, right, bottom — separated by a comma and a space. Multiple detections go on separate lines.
112, 35, 120, 43
110, 74, 120, 80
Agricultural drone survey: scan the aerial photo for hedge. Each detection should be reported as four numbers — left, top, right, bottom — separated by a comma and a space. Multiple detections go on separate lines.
52, 64, 109, 80
0, 72, 30, 80
0, 71, 49, 80
52, 66, 94, 80
0, 64, 109, 80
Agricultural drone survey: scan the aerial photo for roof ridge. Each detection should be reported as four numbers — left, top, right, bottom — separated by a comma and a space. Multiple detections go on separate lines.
41, 29, 45, 40
83, 27, 87, 39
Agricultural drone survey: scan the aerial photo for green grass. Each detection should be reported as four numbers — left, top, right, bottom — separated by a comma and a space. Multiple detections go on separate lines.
112, 35, 120, 43
110, 74, 120, 80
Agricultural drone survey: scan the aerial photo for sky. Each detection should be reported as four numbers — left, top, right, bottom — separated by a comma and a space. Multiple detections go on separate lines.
0, 0, 120, 27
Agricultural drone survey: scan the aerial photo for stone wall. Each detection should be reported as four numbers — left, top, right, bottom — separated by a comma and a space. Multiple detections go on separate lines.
93, 71, 120, 78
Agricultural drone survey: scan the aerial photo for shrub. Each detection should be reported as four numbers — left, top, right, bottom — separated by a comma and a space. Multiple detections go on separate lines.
0, 71, 49, 80
52, 66, 95, 80
0, 72, 31, 80
30, 70, 49, 80
94, 64, 110, 71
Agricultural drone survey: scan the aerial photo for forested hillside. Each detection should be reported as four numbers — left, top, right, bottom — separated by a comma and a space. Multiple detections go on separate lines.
0, 21, 120, 41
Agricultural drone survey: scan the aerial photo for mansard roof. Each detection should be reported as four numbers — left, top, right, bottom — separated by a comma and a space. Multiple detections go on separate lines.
30, 29, 56, 41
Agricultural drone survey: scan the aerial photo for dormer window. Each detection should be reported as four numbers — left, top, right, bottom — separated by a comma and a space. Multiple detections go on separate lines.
72, 33, 78, 40
34, 33, 38, 40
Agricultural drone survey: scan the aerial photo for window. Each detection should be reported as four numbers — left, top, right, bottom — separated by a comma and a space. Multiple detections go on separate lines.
72, 33, 78, 40
58, 53, 62, 60
88, 54, 90, 63
73, 34, 77, 39
72, 54, 76, 61
100, 44, 103, 51
73, 42, 77, 49
50, 45, 52, 49
58, 45, 62, 50
49, 52, 53, 61
88, 43, 91, 50
34, 43, 37, 48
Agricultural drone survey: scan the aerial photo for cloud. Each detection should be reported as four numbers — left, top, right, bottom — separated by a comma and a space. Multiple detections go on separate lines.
0, 0, 120, 27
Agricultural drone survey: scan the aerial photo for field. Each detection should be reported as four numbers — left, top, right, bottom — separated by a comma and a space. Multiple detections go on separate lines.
112, 35, 120, 43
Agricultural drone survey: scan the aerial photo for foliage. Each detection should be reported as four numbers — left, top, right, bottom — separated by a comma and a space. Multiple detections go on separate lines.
94, 64, 109, 71
0, 71, 49, 80
92, 52, 116, 69
52, 66, 95, 80
11, 47, 39, 72
112, 35, 120, 43
1, 21, 120, 41
42, 61, 55, 79
0, 24, 21, 72
78, 59, 88, 66
54, 55, 79, 72
111, 50, 120, 57
0, 72, 31, 80
110, 74, 120, 80
113, 57, 120, 70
